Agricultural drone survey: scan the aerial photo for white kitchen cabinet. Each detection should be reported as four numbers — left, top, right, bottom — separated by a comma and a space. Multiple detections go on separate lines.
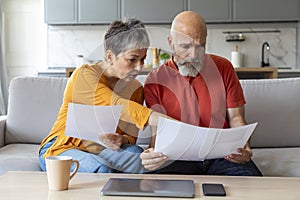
121, 0, 185, 23
187, 0, 231, 23
44, 0, 77, 24
44, 0, 119, 24
233, 0, 299, 22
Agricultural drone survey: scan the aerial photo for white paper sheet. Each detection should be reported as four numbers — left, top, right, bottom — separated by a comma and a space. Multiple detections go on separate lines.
154, 117, 258, 161
64, 103, 122, 144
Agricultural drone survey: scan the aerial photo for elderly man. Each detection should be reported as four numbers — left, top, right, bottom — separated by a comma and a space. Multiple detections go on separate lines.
140, 11, 262, 176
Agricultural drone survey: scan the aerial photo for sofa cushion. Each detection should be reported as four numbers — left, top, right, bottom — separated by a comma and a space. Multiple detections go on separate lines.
0, 115, 6, 147
252, 147, 300, 177
6, 77, 68, 144
0, 144, 40, 175
240, 78, 300, 148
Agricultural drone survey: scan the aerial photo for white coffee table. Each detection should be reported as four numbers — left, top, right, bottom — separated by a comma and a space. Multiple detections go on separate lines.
0, 171, 299, 199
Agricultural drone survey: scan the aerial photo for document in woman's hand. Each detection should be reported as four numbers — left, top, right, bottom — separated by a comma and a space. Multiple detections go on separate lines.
64, 103, 122, 143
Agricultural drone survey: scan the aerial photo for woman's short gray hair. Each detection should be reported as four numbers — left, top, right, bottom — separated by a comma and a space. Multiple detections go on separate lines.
104, 17, 150, 57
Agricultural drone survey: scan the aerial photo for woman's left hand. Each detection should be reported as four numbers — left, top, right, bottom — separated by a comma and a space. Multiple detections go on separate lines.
98, 133, 127, 151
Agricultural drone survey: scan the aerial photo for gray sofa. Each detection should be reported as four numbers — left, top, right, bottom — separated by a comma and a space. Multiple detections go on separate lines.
0, 75, 300, 177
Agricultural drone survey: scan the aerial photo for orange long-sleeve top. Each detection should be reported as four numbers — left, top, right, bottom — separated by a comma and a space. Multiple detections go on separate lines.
40, 64, 152, 158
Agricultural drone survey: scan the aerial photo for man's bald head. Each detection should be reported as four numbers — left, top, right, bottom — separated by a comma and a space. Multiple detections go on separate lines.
170, 11, 207, 46
168, 11, 207, 77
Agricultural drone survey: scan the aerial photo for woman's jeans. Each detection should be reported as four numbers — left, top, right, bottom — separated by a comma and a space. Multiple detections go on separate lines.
39, 138, 147, 173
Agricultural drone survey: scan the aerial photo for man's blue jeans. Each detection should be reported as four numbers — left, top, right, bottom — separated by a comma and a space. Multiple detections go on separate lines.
39, 138, 148, 173
152, 159, 263, 176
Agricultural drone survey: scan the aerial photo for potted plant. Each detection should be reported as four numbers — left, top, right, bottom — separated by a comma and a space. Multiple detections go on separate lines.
159, 52, 171, 65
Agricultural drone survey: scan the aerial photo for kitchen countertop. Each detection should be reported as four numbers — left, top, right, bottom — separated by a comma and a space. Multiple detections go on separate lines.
37, 67, 300, 78
278, 69, 300, 73
37, 69, 66, 77
234, 67, 278, 79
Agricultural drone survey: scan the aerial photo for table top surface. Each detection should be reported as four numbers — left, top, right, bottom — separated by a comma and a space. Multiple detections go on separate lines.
0, 171, 300, 200
234, 67, 277, 72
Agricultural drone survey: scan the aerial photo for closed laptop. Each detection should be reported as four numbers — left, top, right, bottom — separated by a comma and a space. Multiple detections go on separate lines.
101, 178, 195, 198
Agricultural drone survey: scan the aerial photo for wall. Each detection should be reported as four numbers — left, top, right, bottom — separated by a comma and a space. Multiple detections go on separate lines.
207, 24, 296, 68
3, 0, 47, 82
3, 0, 299, 81
47, 23, 297, 69
47, 25, 172, 68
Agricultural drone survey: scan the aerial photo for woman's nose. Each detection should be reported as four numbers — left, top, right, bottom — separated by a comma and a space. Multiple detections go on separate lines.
135, 64, 143, 72
135, 60, 145, 71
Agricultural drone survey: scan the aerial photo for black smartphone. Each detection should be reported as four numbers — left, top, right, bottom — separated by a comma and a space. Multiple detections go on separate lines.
202, 183, 226, 196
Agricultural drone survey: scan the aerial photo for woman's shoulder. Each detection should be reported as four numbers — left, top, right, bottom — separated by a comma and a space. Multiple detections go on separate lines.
71, 63, 104, 82
127, 78, 143, 91
81, 63, 102, 76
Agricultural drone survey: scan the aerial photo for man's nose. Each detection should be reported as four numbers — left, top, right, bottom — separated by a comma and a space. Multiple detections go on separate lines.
188, 46, 198, 59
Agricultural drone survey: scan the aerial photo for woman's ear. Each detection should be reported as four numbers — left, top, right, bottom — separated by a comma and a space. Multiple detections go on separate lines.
105, 50, 115, 65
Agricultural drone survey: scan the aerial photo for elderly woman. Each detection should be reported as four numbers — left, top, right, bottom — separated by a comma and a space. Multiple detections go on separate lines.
39, 18, 166, 173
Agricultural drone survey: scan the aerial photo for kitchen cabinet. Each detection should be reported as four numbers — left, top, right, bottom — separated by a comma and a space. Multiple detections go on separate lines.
278, 69, 300, 78
235, 67, 278, 79
233, 0, 299, 22
121, 0, 185, 23
78, 0, 119, 24
45, 0, 299, 25
44, 0, 77, 24
187, 0, 299, 23
44, 0, 119, 24
187, 0, 231, 23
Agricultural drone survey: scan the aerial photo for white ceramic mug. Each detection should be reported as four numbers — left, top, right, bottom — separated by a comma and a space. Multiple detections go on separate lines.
45, 156, 79, 191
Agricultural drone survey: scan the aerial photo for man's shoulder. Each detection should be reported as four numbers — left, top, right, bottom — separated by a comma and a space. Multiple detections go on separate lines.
147, 66, 163, 79
206, 54, 234, 75
146, 61, 173, 82
145, 68, 162, 85
208, 54, 231, 65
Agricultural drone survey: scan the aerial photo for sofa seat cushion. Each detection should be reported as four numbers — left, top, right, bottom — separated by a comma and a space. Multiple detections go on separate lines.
0, 144, 40, 175
252, 147, 300, 177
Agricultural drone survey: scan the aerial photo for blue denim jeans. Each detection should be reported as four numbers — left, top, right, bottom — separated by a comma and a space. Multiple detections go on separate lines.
39, 137, 148, 173
151, 158, 262, 176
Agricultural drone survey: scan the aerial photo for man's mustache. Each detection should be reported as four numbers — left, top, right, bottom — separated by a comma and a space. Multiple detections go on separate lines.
177, 58, 201, 65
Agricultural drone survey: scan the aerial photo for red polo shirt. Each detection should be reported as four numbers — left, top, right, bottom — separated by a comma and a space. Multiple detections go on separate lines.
144, 54, 245, 128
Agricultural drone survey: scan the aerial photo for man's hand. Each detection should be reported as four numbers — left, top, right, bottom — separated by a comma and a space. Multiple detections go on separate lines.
225, 148, 253, 164
98, 133, 128, 151
140, 148, 168, 171
226, 106, 252, 164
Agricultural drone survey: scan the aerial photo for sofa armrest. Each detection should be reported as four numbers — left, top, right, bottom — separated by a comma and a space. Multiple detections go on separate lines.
0, 115, 7, 148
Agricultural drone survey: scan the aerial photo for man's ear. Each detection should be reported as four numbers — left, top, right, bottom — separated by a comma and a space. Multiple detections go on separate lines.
168, 35, 172, 48
105, 50, 115, 64
168, 35, 175, 51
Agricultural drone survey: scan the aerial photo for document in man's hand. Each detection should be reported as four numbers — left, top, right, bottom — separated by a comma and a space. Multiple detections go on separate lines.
64, 103, 122, 144
154, 117, 258, 161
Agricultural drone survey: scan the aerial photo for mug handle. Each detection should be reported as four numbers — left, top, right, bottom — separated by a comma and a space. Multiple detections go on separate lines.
69, 160, 79, 180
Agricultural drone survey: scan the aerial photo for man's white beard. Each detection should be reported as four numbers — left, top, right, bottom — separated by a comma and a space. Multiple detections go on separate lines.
176, 59, 202, 77
178, 64, 199, 77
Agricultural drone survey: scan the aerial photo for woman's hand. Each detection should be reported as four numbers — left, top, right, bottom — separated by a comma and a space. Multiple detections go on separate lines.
140, 148, 168, 171
98, 133, 128, 151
